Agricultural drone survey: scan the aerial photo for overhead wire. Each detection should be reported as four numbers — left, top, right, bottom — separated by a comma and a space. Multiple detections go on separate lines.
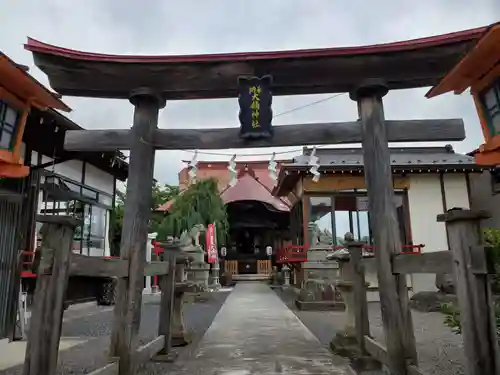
121, 92, 346, 161
181, 92, 346, 158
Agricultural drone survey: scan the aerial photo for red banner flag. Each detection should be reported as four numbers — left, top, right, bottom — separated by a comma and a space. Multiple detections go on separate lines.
206, 224, 218, 264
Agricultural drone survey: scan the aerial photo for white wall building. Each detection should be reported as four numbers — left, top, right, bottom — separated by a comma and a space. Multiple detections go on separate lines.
20, 108, 128, 258
274, 146, 482, 294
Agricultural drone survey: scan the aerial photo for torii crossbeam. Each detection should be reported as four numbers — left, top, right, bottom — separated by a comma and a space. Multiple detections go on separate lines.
64, 119, 465, 151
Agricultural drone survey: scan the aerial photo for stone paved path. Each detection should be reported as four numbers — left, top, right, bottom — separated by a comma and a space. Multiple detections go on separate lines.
168, 282, 351, 375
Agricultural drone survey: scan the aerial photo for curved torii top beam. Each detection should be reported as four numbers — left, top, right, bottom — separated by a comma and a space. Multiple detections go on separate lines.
24, 25, 490, 100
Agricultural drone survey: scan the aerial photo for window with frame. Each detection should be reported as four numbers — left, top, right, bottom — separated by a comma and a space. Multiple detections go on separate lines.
481, 80, 500, 136
308, 196, 334, 246
307, 192, 409, 247
0, 101, 19, 151
37, 175, 113, 256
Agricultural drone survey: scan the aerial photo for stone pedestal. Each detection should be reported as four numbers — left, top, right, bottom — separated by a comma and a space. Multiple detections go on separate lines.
329, 242, 371, 338
335, 280, 356, 336
302, 246, 340, 283
210, 260, 220, 290
334, 278, 370, 333
143, 232, 157, 294
188, 262, 210, 291
282, 265, 291, 286
182, 247, 210, 291
270, 266, 280, 287
296, 246, 343, 311
171, 282, 194, 347
335, 252, 359, 336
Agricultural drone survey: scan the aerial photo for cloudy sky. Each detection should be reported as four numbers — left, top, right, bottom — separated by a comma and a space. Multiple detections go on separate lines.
1, 0, 498, 185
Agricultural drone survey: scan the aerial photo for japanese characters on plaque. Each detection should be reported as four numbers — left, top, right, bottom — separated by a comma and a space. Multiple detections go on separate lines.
237, 75, 273, 139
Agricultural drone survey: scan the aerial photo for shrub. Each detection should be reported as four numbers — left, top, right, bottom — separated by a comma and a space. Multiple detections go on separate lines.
440, 301, 500, 344
483, 228, 500, 293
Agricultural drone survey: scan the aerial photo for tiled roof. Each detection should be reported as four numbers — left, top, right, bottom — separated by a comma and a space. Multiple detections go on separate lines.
220, 173, 290, 212
288, 145, 477, 169
156, 164, 290, 212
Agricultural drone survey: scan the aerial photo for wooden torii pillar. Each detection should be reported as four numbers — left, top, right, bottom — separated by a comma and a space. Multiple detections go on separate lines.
109, 88, 166, 373
350, 80, 417, 375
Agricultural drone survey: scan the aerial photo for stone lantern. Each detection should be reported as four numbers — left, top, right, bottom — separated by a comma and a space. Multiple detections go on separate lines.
326, 232, 372, 337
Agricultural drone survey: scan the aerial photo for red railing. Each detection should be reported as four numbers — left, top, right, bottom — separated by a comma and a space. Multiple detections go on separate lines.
20, 251, 37, 278
276, 245, 308, 263
152, 241, 166, 290
152, 241, 165, 257
276, 243, 424, 264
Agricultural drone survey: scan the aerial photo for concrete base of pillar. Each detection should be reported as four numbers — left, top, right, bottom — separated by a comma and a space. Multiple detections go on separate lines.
295, 300, 345, 311
209, 283, 221, 291
152, 352, 178, 363
295, 277, 344, 311
172, 332, 191, 347
329, 333, 382, 372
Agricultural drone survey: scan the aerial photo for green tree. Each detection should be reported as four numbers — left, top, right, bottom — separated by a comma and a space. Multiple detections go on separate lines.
150, 182, 180, 234
157, 178, 228, 244
110, 181, 180, 255
151, 183, 180, 211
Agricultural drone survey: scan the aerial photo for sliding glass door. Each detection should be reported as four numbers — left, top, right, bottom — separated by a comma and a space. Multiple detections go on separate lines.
306, 191, 410, 247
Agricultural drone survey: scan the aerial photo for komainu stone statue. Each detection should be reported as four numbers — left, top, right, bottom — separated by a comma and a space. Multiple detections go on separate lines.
435, 273, 456, 294
180, 224, 210, 292
179, 223, 206, 252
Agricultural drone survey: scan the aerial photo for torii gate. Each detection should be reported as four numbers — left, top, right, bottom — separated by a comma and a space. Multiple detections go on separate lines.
23, 25, 488, 375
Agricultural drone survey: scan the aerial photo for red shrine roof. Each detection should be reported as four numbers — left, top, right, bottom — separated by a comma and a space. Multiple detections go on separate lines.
156, 160, 290, 212
0, 52, 70, 112
220, 170, 290, 212
24, 25, 490, 100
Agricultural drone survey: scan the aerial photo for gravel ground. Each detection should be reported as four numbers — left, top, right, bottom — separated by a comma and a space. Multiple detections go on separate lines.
275, 287, 466, 375
0, 291, 229, 375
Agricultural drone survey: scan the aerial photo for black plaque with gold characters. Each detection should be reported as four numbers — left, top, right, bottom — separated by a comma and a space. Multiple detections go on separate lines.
238, 75, 273, 139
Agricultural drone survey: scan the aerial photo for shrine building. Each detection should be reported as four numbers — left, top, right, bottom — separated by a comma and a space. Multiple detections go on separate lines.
273, 145, 481, 293
159, 145, 481, 293
156, 160, 291, 279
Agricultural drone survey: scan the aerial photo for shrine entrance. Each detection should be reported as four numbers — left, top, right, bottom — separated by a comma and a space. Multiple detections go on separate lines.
20, 25, 500, 375
224, 199, 289, 278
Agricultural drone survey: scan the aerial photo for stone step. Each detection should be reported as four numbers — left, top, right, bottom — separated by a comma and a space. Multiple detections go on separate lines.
232, 273, 271, 282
